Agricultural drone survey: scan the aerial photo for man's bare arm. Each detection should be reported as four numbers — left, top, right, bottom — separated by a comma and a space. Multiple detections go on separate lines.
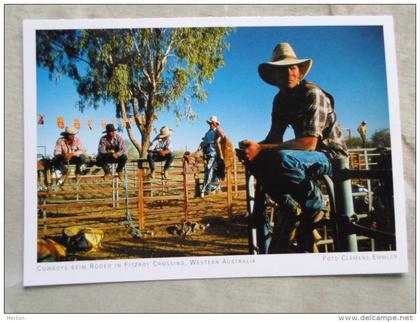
240, 137, 318, 161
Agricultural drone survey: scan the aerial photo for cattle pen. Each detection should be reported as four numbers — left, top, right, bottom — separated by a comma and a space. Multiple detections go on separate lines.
37, 156, 248, 237
36, 148, 391, 259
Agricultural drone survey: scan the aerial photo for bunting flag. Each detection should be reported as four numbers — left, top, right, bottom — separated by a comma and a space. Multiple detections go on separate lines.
73, 118, 81, 129
42, 115, 154, 129
57, 116, 65, 129
37, 114, 45, 125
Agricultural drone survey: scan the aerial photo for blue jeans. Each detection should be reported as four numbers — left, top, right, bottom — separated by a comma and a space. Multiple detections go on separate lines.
202, 156, 221, 193
53, 154, 86, 175
97, 153, 128, 174
147, 152, 175, 172
249, 150, 332, 213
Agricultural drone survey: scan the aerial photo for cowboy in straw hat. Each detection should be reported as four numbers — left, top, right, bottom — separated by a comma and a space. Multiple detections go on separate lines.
147, 126, 175, 179
239, 42, 348, 253
97, 123, 128, 180
53, 125, 86, 185
197, 115, 226, 196
258, 42, 313, 88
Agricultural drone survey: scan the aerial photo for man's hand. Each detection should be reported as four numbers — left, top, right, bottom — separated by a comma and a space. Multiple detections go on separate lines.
159, 149, 171, 156
240, 140, 262, 161
64, 153, 74, 162
112, 152, 119, 159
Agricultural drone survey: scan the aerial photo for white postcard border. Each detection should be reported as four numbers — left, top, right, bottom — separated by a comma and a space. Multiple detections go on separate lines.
23, 16, 408, 287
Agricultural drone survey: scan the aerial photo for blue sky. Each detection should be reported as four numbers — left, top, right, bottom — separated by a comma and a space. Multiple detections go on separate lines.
37, 25, 389, 156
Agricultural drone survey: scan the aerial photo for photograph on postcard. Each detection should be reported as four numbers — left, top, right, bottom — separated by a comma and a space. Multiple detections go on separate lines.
24, 16, 407, 286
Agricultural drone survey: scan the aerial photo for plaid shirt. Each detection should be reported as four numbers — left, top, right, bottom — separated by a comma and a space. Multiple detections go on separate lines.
98, 133, 127, 156
54, 136, 84, 157
148, 136, 173, 152
264, 80, 348, 159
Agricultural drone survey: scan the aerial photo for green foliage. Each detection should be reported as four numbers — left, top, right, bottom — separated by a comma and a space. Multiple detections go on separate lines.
37, 27, 232, 117
36, 27, 233, 154
370, 128, 391, 148
125, 140, 140, 160
345, 136, 365, 149
345, 128, 391, 149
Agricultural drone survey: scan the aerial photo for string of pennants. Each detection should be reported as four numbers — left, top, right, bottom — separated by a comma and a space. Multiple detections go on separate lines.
37, 114, 159, 133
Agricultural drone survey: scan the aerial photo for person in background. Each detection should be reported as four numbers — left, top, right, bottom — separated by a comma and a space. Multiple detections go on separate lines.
53, 126, 86, 184
197, 115, 226, 196
97, 123, 127, 180
147, 126, 175, 179
357, 121, 368, 148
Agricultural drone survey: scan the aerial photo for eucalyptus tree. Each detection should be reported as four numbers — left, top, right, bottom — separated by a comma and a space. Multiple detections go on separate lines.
37, 27, 232, 157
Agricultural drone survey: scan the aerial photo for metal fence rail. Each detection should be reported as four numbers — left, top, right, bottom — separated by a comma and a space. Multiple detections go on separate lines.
37, 149, 388, 253
37, 156, 247, 234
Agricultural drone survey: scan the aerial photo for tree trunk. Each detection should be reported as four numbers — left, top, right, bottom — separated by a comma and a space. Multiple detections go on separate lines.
120, 101, 143, 157
140, 127, 152, 159
140, 90, 156, 158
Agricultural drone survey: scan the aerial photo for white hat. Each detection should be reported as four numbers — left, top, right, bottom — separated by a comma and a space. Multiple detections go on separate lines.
206, 115, 220, 125
61, 126, 78, 136
258, 43, 313, 87
158, 126, 172, 138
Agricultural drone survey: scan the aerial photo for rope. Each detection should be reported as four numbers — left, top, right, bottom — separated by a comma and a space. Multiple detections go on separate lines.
123, 167, 141, 238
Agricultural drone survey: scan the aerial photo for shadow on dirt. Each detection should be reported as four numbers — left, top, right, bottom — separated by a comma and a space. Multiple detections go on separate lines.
62, 215, 249, 261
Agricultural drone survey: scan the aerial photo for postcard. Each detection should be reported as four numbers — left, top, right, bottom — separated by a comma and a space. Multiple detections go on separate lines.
23, 16, 407, 286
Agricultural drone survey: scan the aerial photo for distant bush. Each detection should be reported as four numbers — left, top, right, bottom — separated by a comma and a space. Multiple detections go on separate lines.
370, 128, 391, 148
125, 140, 140, 160
345, 137, 365, 149
345, 128, 391, 149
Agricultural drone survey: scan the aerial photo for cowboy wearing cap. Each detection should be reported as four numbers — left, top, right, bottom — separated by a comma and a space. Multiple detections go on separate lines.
239, 43, 348, 252
53, 126, 86, 184
147, 126, 175, 179
97, 123, 127, 180
197, 115, 226, 196
357, 121, 368, 148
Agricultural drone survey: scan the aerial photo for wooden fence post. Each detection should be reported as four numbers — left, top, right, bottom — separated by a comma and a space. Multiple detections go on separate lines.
226, 166, 233, 217
233, 157, 238, 197
42, 197, 47, 233
194, 176, 201, 197
137, 161, 145, 230
183, 158, 189, 221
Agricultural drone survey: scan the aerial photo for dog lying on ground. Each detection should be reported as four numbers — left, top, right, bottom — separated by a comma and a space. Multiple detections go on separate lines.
166, 221, 210, 238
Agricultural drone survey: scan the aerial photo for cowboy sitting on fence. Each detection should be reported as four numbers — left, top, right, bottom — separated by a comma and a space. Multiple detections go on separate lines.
97, 123, 128, 181
53, 126, 87, 185
239, 42, 348, 252
147, 126, 175, 180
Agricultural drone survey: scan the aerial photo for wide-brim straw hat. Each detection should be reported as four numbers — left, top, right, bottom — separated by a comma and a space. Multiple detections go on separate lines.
206, 115, 220, 125
61, 125, 78, 136
158, 126, 172, 138
258, 43, 313, 87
